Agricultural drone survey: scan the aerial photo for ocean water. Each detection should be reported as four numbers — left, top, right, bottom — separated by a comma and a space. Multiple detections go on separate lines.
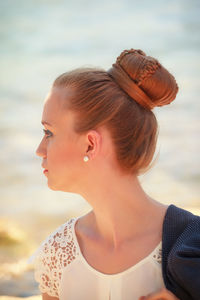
0, 0, 200, 222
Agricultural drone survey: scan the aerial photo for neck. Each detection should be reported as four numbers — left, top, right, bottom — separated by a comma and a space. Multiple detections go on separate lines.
79, 174, 167, 250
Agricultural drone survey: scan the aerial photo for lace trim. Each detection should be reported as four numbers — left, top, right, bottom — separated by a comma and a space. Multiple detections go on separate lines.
33, 218, 79, 297
153, 246, 162, 264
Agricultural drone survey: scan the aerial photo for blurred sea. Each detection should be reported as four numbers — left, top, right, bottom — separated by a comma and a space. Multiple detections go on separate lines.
0, 0, 200, 296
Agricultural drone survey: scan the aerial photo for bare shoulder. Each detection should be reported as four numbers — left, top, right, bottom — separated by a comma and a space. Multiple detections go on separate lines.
148, 200, 170, 235
42, 292, 59, 300
75, 211, 94, 234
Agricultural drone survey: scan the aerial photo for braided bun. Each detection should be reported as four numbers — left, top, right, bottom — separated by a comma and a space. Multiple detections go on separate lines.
107, 48, 178, 110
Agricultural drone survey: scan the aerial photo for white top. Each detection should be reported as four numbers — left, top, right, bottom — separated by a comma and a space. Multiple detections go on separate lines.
28, 216, 165, 300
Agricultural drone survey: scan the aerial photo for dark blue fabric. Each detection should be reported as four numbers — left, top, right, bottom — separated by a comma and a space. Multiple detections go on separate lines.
162, 204, 200, 300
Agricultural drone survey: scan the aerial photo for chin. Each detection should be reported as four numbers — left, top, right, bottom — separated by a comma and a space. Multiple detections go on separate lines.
48, 186, 58, 191
47, 181, 60, 191
47, 181, 72, 192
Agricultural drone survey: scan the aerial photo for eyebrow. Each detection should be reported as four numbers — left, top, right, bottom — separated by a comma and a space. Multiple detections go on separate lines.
41, 121, 53, 126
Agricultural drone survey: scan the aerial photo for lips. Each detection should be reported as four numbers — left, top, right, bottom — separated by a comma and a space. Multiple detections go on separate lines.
43, 169, 48, 175
42, 164, 48, 174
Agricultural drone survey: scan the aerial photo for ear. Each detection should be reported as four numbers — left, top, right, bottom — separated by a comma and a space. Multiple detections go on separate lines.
85, 130, 102, 160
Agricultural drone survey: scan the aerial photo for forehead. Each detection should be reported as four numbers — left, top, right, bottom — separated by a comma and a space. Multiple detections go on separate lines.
42, 86, 75, 127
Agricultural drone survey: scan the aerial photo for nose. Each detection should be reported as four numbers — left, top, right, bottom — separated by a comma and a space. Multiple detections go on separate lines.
36, 137, 47, 158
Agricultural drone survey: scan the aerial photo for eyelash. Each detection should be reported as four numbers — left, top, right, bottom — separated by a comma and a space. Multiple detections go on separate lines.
43, 129, 52, 138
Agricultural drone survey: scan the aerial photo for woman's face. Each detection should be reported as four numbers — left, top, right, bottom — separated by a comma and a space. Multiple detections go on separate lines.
36, 86, 87, 192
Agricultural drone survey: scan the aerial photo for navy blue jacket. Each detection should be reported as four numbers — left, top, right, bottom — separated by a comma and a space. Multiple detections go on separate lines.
162, 204, 200, 300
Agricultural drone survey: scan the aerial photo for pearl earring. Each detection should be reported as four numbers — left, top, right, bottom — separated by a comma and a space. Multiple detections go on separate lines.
83, 155, 89, 162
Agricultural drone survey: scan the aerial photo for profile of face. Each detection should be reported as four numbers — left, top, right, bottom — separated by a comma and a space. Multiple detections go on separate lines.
36, 86, 90, 192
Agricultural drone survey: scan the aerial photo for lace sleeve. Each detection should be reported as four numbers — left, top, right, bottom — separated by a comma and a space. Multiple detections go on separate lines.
28, 219, 79, 298
30, 222, 69, 298
32, 234, 60, 298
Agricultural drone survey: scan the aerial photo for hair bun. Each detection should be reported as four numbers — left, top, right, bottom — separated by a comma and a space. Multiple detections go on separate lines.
108, 48, 179, 110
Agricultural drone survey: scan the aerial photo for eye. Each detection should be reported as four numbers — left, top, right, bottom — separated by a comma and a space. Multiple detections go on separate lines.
43, 129, 53, 138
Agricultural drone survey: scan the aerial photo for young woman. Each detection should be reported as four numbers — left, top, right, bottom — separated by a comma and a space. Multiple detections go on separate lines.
30, 49, 200, 300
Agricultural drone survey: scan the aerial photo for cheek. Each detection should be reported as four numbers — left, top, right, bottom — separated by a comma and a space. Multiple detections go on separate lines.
48, 142, 81, 170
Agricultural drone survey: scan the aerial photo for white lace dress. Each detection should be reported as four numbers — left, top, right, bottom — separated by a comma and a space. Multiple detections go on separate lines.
28, 216, 165, 300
